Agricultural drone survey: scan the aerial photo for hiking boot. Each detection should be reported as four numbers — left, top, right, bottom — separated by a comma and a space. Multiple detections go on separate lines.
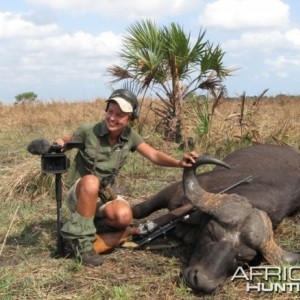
81, 250, 103, 267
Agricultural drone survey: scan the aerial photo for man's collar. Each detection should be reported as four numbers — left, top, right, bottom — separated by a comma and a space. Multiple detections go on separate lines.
98, 122, 110, 137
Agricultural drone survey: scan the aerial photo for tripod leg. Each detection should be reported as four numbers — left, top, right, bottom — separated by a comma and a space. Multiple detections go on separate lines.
55, 173, 65, 257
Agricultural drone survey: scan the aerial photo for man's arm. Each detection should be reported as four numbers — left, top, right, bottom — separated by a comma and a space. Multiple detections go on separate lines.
137, 142, 198, 168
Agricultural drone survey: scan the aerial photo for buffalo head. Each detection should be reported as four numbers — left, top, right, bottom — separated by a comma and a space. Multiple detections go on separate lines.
182, 155, 300, 294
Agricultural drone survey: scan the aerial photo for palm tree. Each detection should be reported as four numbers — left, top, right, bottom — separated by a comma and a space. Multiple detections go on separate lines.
107, 20, 234, 143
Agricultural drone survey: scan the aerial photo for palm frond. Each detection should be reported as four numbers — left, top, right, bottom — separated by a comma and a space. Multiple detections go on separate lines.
106, 65, 134, 83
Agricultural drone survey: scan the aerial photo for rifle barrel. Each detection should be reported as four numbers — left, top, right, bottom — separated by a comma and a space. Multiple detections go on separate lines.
219, 175, 253, 194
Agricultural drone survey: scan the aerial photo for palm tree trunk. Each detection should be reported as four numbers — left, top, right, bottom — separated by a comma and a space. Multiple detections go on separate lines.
164, 79, 188, 145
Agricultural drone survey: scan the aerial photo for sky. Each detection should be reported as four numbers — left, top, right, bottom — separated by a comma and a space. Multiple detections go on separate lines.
1, 0, 300, 104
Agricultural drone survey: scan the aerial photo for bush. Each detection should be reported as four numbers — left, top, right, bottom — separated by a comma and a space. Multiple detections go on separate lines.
15, 92, 38, 104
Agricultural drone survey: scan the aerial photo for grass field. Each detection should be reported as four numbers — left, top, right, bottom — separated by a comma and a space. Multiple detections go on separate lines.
0, 95, 300, 299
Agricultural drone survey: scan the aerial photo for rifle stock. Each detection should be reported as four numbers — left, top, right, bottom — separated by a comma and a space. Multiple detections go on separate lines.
147, 203, 194, 228
93, 226, 140, 254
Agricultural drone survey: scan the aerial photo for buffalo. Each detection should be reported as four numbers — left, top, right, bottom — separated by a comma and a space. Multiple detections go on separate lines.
131, 144, 300, 294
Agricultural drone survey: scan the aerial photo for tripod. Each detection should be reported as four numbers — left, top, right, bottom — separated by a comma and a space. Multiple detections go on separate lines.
54, 172, 65, 257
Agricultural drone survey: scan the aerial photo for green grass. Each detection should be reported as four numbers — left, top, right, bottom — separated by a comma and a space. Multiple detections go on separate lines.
1, 151, 299, 299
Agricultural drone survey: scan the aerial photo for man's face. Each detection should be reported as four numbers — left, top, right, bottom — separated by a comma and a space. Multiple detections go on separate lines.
105, 101, 131, 133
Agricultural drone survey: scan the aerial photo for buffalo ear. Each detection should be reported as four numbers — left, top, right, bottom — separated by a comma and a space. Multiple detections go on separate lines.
254, 210, 300, 265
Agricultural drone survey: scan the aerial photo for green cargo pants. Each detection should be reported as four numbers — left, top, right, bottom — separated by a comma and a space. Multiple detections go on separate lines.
61, 212, 96, 254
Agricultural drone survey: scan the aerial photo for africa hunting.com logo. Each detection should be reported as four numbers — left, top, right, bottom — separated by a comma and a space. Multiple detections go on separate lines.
231, 266, 300, 292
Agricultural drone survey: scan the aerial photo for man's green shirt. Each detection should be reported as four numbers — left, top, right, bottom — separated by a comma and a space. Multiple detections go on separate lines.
66, 121, 143, 188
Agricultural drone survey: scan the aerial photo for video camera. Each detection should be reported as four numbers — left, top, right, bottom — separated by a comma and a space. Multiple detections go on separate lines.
41, 141, 83, 174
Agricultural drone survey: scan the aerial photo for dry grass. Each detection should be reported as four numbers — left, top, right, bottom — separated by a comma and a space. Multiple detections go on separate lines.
1, 95, 300, 299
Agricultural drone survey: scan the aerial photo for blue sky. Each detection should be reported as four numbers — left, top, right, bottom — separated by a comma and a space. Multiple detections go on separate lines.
1, 0, 300, 104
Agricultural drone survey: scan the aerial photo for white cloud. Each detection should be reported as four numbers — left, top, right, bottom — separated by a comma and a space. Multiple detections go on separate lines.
265, 55, 300, 69
285, 28, 300, 47
24, 31, 121, 57
224, 27, 300, 54
200, 0, 289, 30
26, 0, 201, 19
224, 31, 284, 52
0, 12, 59, 38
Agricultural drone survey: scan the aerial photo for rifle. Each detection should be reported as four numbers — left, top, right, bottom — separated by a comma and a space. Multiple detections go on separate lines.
134, 175, 253, 249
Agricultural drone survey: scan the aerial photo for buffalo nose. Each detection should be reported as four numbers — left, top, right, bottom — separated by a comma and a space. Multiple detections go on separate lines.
182, 266, 223, 294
